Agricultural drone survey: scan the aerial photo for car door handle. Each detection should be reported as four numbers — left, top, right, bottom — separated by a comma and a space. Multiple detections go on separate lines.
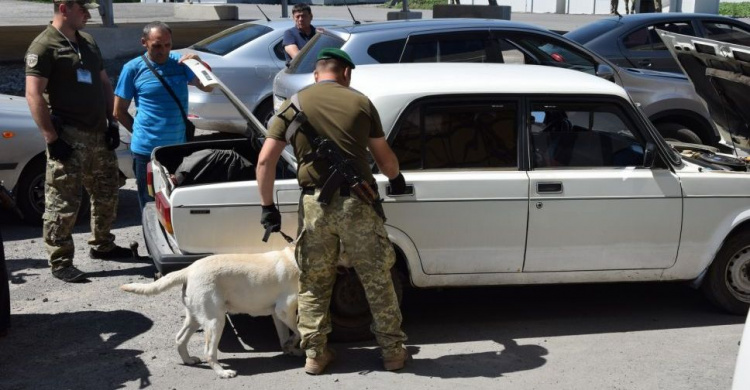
537, 182, 563, 194
637, 59, 652, 67
386, 184, 415, 197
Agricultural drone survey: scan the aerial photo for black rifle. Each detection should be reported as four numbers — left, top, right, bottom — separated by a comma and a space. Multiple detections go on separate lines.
315, 138, 378, 206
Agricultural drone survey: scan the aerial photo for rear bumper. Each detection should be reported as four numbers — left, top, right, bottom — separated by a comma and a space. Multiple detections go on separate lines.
142, 202, 210, 275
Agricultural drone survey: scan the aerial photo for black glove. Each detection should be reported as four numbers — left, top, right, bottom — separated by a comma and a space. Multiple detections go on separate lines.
261, 204, 281, 233
47, 138, 73, 162
389, 173, 407, 195
105, 120, 120, 150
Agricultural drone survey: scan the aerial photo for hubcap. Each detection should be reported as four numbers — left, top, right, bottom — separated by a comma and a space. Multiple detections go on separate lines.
725, 246, 750, 303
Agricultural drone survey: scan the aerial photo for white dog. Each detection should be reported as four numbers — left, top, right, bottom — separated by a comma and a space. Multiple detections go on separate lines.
120, 247, 302, 378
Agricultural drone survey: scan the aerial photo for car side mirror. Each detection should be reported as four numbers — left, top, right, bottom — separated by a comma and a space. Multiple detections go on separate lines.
643, 142, 656, 168
596, 64, 616, 82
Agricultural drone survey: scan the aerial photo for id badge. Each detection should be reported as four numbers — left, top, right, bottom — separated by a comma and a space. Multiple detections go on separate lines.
77, 68, 93, 84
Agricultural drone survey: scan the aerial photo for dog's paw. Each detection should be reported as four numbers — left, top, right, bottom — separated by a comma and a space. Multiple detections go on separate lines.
218, 369, 237, 379
183, 356, 201, 365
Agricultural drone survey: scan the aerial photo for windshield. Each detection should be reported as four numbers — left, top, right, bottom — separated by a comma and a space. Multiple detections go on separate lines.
565, 19, 620, 44
191, 23, 273, 56
287, 33, 346, 74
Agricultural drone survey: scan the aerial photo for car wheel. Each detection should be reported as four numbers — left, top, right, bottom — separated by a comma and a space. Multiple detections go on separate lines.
16, 156, 90, 225
254, 99, 275, 129
329, 267, 405, 342
701, 230, 750, 315
656, 122, 703, 144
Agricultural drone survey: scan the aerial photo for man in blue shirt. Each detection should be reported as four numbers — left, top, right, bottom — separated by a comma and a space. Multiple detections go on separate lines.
283, 3, 316, 62
114, 21, 213, 212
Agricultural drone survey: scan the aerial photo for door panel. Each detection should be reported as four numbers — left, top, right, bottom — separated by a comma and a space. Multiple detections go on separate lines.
525, 169, 682, 271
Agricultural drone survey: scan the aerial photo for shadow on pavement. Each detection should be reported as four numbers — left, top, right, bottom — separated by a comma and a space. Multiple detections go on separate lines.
215, 282, 743, 379
0, 310, 153, 390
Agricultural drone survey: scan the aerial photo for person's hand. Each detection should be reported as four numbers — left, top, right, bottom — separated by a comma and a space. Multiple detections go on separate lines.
105, 120, 120, 150
47, 138, 73, 162
388, 173, 407, 195
179, 53, 209, 68
261, 204, 281, 233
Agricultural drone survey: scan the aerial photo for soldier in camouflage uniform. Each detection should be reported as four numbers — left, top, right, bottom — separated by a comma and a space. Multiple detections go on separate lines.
257, 48, 410, 374
25, 0, 132, 283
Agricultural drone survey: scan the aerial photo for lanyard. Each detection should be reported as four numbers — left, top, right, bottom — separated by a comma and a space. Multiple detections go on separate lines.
52, 26, 84, 66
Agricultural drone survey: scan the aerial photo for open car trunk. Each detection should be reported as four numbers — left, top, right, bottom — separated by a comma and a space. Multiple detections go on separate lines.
659, 30, 750, 150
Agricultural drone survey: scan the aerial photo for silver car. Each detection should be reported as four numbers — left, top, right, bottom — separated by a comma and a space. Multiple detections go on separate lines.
0, 93, 134, 224
273, 18, 720, 146
176, 18, 350, 135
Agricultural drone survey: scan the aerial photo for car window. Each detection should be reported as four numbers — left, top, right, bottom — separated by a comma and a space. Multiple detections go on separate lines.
402, 32, 495, 63
367, 39, 406, 63
623, 27, 652, 51
190, 23, 273, 56
651, 22, 695, 50
506, 34, 597, 75
287, 33, 346, 74
497, 39, 527, 64
564, 19, 621, 44
391, 99, 518, 170
273, 40, 285, 61
702, 21, 750, 46
529, 101, 645, 168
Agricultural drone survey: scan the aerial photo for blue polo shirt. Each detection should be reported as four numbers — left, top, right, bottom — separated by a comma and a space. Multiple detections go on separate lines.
114, 52, 195, 156
282, 25, 316, 62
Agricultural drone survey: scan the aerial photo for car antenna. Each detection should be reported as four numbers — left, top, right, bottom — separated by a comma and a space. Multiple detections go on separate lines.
256, 5, 271, 22
343, 0, 361, 25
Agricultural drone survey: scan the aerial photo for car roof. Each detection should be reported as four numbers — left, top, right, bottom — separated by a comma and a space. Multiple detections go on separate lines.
326, 18, 548, 35
350, 63, 630, 127
259, 18, 353, 30
599, 12, 740, 24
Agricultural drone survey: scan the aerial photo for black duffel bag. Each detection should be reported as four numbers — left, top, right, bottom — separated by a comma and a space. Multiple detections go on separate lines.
174, 149, 255, 186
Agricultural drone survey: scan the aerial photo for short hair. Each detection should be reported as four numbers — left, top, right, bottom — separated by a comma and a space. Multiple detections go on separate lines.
54, 1, 76, 14
315, 58, 346, 74
292, 3, 311, 15
142, 21, 172, 40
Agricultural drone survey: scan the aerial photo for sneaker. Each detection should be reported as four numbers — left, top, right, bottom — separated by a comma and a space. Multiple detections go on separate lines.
304, 348, 335, 375
51, 266, 88, 283
90, 245, 132, 260
383, 348, 410, 371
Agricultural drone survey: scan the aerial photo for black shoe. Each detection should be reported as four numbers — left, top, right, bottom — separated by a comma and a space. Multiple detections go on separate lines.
51, 266, 88, 283
90, 245, 132, 260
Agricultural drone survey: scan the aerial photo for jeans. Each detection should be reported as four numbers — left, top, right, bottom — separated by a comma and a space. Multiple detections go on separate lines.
132, 152, 154, 213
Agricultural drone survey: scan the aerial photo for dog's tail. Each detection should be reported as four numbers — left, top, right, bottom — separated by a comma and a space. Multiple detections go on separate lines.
120, 267, 189, 296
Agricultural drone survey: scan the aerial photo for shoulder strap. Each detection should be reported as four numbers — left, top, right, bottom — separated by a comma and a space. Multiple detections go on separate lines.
141, 54, 190, 126
284, 93, 318, 144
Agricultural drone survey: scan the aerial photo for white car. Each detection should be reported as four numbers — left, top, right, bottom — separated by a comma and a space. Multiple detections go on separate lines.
0, 93, 134, 223
144, 60, 750, 340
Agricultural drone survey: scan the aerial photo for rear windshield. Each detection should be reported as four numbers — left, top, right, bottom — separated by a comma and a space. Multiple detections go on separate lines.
287, 33, 346, 74
190, 23, 273, 56
564, 19, 620, 44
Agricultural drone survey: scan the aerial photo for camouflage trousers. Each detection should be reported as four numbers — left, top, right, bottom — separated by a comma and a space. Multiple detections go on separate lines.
296, 190, 407, 359
43, 125, 119, 270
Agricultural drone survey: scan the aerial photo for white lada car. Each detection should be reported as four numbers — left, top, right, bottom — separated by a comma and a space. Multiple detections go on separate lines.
143, 60, 750, 340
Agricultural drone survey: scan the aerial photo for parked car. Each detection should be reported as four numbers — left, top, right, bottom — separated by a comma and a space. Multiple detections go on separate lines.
176, 18, 350, 135
144, 60, 749, 340
0, 93, 134, 224
657, 31, 750, 390
565, 13, 750, 74
272, 18, 720, 147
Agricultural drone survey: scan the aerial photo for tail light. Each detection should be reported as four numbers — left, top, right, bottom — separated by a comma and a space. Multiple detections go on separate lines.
155, 192, 173, 235
146, 162, 154, 197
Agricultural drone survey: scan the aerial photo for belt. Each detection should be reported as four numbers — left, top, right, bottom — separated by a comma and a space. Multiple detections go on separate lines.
301, 186, 350, 197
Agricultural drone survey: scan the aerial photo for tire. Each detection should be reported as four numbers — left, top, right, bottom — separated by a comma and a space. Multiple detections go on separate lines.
254, 99, 275, 129
329, 267, 405, 342
656, 122, 703, 144
16, 156, 90, 226
701, 230, 750, 315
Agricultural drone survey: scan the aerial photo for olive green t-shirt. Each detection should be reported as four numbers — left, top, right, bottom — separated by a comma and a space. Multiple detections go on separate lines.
25, 24, 107, 131
268, 81, 385, 188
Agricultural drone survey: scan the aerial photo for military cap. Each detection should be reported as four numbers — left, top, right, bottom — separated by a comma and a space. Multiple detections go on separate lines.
54, 0, 100, 10
317, 48, 355, 69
